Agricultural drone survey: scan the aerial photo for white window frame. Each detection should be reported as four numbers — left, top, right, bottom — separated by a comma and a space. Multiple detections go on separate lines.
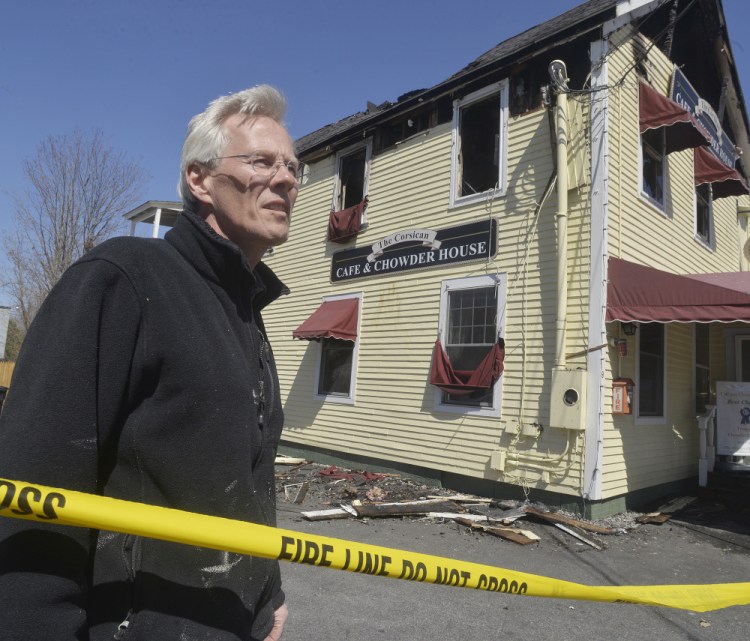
694, 183, 714, 249
635, 322, 667, 425
639, 128, 668, 214
313, 292, 362, 405
450, 81, 509, 207
332, 140, 372, 223
433, 274, 506, 417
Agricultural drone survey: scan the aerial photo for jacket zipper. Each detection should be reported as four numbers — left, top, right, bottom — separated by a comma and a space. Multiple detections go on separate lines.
113, 609, 133, 639
257, 329, 266, 428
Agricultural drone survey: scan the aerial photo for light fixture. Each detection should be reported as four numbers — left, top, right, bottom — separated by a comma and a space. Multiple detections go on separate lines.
621, 322, 637, 336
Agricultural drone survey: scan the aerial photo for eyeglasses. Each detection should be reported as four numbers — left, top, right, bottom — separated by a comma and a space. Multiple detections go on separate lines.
210, 153, 300, 183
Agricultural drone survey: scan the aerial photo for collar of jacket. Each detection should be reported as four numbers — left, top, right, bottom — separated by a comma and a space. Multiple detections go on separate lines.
165, 207, 290, 311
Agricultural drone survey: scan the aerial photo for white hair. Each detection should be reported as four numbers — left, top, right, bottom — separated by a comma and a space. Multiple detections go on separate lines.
178, 85, 288, 209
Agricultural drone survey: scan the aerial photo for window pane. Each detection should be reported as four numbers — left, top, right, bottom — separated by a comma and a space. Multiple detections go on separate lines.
696, 184, 711, 242
695, 324, 710, 367
640, 322, 663, 354
639, 355, 663, 415
695, 367, 710, 414
639, 323, 664, 416
318, 338, 353, 396
444, 286, 498, 407
459, 95, 500, 196
642, 130, 664, 204
740, 340, 750, 382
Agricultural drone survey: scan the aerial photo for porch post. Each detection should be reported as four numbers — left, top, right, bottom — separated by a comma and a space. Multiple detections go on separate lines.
697, 404, 717, 486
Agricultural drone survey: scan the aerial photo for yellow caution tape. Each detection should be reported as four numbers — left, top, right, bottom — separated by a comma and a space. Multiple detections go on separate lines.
0, 478, 748, 612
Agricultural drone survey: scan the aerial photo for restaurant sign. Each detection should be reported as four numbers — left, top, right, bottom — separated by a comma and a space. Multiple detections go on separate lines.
671, 67, 738, 168
331, 218, 497, 282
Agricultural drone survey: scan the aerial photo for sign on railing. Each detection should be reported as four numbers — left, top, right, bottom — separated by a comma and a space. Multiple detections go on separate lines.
715, 381, 750, 456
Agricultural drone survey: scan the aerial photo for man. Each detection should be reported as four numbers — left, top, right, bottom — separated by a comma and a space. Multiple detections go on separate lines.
0, 85, 297, 640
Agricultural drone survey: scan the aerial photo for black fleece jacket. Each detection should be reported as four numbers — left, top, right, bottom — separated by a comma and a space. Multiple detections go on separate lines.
0, 209, 288, 640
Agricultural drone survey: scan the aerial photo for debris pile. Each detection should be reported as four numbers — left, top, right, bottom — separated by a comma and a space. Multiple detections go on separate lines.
274, 456, 651, 549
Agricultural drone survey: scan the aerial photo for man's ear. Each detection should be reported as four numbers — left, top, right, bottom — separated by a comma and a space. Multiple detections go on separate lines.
185, 163, 213, 206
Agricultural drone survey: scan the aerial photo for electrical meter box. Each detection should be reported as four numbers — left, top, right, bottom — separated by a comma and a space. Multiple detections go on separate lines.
549, 368, 587, 430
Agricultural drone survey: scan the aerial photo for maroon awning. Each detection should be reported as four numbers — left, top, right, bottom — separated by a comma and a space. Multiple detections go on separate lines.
429, 339, 505, 396
293, 299, 359, 341
607, 257, 750, 323
694, 146, 750, 199
639, 81, 710, 154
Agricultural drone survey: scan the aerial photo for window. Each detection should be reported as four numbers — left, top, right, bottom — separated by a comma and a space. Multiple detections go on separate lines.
637, 323, 665, 419
435, 274, 505, 416
319, 339, 354, 395
450, 81, 509, 206
314, 293, 362, 404
333, 141, 371, 213
695, 324, 710, 413
735, 335, 750, 382
641, 128, 666, 207
695, 183, 712, 246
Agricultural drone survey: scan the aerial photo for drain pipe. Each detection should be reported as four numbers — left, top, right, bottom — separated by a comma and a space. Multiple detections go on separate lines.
550, 60, 570, 369
546, 60, 586, 432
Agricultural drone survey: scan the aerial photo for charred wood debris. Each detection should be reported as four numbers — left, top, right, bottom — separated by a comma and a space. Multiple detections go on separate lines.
274, 456, 695, 550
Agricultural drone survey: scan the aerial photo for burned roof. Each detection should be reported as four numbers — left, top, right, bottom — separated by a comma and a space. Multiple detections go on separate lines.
445, 0, 617, 82
295, 0, 618, 156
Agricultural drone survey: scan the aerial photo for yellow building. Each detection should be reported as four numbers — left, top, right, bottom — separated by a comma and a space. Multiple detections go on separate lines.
262, 0, 750, 517
129, 0, 750, 517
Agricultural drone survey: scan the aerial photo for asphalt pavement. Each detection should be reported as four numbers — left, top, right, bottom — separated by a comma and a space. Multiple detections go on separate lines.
274, 494, 750, 641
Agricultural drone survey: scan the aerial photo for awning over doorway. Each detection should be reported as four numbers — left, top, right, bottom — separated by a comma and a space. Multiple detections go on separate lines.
607, 257, 750, 323
639, 81, 710, 154
292, 298, 359, 341
694, 146, 750, 199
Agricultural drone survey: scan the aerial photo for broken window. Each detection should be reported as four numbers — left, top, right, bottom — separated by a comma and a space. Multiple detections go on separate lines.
435, 274, 505, 417
641, 128, 666, 207
334, 142, 371, 213
374, 98, 452, 154
695, 183, 712, 246
451, 82, 508, 206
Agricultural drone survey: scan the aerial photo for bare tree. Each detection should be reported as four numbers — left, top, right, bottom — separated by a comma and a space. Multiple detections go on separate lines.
3, 129, 148, 330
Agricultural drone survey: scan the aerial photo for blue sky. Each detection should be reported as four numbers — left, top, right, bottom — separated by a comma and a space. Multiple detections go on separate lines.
2, 0, 750, 307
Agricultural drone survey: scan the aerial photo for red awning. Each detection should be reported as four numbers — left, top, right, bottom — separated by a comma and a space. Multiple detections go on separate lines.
607, 257, 750, 323
429, 339, 505, 396
694, 146, 750, 199
293, 299, 359, 341
639, 81, 710, 154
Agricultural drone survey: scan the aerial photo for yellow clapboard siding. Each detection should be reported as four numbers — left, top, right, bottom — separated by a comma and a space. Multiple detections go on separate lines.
263, 24, 749, 504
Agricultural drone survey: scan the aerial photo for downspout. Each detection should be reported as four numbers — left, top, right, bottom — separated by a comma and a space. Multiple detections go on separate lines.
547, 60, 587, 434
550, 60, 570, 369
